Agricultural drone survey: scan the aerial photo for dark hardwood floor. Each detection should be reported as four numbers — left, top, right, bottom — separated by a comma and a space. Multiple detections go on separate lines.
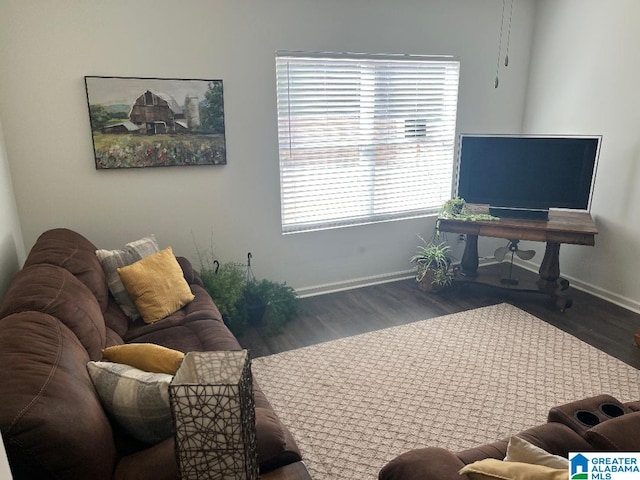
238, 265, 640, 369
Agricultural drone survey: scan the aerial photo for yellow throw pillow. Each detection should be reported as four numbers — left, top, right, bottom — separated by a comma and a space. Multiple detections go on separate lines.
460, 458, 567, 480
102, 343, 185, 374
117, 247, 195, 324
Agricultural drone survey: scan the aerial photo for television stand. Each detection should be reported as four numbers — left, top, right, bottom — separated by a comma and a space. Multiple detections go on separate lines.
437, 205, 598, 311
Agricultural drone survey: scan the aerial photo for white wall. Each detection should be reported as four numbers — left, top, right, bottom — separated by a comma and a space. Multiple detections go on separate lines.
523, 0, 640, 311
0, 0, 535, 291
0, 116, 25, 298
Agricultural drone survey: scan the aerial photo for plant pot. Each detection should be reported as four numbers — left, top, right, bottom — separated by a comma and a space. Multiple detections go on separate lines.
247, 303, 268, 326
418, 270, 443, 293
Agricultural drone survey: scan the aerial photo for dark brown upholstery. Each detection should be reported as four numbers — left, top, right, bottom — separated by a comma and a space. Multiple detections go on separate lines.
585, 411, 640, 450
23, 227, 111, 311
0, 312, 115, 480
0, 228, 301, 480
0, 263, 106, 360
380, 395, 640, 480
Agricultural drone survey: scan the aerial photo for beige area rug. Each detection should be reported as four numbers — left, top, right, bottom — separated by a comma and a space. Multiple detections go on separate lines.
251, 303, 640, 480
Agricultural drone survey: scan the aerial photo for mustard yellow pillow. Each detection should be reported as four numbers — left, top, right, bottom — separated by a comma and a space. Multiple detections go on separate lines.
102, 343, 185, 374
460, 458, 567, 480
117, 247, 195, 324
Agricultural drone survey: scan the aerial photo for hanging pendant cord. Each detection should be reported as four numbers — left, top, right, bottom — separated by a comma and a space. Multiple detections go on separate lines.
246, 252, 255, 281
494, 0, 507, 88
504, 0, 514, 67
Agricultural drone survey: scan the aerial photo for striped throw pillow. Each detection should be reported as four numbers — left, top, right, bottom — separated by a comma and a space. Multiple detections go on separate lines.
96, 235, 159, 320
87, 361, 173, 444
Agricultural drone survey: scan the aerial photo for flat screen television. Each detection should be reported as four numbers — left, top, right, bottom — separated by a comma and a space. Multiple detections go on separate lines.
455, 134, 601, 220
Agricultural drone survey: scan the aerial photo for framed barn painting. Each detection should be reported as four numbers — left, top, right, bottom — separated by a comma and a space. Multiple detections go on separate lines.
84, 76, 226, 169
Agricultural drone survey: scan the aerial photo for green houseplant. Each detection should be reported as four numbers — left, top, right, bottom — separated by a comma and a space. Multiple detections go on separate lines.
198, 261, 248, 335
408, 196, 495, 292
239, 278, 299, 334
196, 240, 299, 336
438, 197, 498, 222
410, 235, 455, 292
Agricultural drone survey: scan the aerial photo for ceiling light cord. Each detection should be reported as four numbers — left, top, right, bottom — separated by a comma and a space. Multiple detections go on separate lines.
494, 0, 506, 88
494, 0, 514, 88
504, 0, 514, 67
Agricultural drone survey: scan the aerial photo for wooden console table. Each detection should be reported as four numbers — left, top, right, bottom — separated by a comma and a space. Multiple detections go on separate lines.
437, 205, 598, 311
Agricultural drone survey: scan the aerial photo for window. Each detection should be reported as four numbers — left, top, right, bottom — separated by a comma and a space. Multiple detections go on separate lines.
276, 51, 460, 234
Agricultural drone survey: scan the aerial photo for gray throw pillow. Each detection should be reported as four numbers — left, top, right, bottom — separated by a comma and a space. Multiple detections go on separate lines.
96, 235, 159, 320
87, 361, 173, 444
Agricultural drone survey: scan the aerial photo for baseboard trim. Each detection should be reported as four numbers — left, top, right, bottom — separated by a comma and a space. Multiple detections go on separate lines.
296, 270, 415, 298
516, 260, 640, 315
296, 259, 496, 299
298, 260, 640, 315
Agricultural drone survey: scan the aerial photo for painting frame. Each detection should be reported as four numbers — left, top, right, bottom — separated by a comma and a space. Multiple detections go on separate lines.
84, 76, 226, 169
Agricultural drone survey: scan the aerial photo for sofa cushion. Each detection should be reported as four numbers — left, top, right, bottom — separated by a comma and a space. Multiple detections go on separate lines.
0, 312, 115, 480
585, 411, 640, 450
106, 327, 126, 348
23, 228, 110, 312
456, 422, 592, 468
104, 298, 131, 339
96, 235, 159, 321
87, 361, 173, 444
0, 263, 106, 360
379, 447, 466, 480
117, 247, 195, 324
124, 284, 224, 344
113, 438, 179, 480
103, 343, 185, 374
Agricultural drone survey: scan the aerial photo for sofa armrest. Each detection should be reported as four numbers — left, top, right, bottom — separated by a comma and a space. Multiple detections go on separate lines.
547, 394, 628, 437
379, 447, 468, 480
114, 438, 178, 480
585, 411, 640, 450
113, 410, 303, 479
176, 256, 204, 288
624, 400, 640, 412
255, 407, 302, 473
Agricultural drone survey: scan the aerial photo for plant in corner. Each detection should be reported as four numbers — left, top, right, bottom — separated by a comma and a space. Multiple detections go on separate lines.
238, 278, 299, 335
194, 233, 250, 335
195, 238, 300, 336
410, 235, 455, 292
199, 261, 248, 335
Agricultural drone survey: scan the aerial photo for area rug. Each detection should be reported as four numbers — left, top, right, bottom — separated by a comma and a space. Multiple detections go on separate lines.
251, 303, 640, 480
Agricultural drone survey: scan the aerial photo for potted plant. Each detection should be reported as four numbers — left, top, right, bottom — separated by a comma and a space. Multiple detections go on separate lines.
439, 197, 498, 222
410, 235, 455, 292
196, 240, 300, 335
199, 261, 248, 335
238, 278, 299, 334
440, 196, 467, 218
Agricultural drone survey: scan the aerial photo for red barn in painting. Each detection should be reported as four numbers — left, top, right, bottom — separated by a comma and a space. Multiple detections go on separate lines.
129, 90, 188, 135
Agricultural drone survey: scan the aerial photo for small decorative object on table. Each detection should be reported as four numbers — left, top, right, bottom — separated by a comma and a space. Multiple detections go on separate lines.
169, 350, 258, 480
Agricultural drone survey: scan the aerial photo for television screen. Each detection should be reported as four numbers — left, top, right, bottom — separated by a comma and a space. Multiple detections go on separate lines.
455, 135, 600, 215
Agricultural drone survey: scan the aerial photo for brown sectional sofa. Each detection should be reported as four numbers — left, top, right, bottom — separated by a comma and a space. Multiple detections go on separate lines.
379, 394, 640, 480
0, 228, 302, 480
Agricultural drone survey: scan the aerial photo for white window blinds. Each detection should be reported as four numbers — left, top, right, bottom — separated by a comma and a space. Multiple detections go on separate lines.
276, 51, 460, 234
